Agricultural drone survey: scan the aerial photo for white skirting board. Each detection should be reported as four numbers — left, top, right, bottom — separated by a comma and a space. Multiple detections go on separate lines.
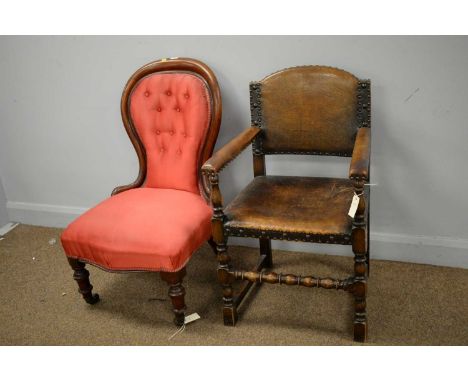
6, 200, 468, 269
0, 222, 19, 236
7, 201, 88, 229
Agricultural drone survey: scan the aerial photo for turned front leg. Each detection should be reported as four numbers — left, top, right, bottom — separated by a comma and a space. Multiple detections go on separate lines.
214, 214, 236, 325
352, 182, 368, 342
160, 268, 187, 327
67, 258, 100, 305
208, 172, 237, 326
217, 238, 237, 326
207, 237, 218, 256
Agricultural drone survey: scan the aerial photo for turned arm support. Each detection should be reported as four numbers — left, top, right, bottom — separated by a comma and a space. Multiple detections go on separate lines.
349, 127, 371, 183
203, 127, 261, 250
202, 126, 261, 220
349, 127, 371, 228
202, 126, 261, 175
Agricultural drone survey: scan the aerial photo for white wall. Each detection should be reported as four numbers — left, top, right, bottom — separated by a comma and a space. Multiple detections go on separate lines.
0, 36, 467, 267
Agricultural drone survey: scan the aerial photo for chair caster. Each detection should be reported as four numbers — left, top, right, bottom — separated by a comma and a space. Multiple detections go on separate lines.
84, 293, 100, 305
174, 314, 185, 327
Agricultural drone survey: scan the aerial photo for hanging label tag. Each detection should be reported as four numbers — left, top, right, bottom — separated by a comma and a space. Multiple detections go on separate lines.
184, 313, 201, 325
168, 313, 200, 340
348, 193, 360, 218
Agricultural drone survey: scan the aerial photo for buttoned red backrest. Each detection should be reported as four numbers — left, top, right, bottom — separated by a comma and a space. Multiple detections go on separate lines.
130, 73, 211, 194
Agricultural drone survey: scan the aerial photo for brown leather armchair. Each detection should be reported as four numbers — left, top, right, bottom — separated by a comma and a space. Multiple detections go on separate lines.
202, 66, 371, 342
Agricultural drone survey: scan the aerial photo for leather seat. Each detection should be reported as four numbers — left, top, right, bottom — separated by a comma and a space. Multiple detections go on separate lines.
224, 176, 354, 243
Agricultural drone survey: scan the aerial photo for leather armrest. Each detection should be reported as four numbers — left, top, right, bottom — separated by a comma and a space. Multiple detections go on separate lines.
349, 127, 371, 181
202, 126, 261, 174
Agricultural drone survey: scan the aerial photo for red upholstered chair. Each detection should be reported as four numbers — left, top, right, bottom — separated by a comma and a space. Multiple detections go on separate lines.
61, 58, 222, 326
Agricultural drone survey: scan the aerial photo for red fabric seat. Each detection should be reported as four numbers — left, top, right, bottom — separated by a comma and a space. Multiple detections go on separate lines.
61, 188, 212, 272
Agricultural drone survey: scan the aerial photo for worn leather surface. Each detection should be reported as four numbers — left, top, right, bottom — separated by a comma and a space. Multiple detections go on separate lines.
224, 176, 354, 236
349, 127, 371, 181
259, 66, 359, 155
202, 126, 261, 173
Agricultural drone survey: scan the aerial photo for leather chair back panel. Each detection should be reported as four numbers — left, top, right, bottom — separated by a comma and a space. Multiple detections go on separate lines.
256, 66, 359, 156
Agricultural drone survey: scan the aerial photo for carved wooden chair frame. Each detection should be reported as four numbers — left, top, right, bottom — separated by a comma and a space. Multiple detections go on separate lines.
68, 57, 222, 326
202, 66, 371, 341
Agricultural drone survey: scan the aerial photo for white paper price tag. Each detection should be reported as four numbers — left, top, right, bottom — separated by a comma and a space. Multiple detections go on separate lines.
184, 313, 201, 325
348, 193, 360, 218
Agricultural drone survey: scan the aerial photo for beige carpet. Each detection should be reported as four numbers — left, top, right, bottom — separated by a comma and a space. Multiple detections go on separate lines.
0, 224, 467, 345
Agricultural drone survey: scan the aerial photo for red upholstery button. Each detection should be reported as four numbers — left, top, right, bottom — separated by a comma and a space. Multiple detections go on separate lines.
184, 93, 189, 99
176, 107, 180, 112
166, 91, 171, 96
144, 91, 150, 97
177, 149, 182, 154
183, 133, 187, 137
156, 130, 161, 135
156, 107, 161, 112
170, 130, 174, 135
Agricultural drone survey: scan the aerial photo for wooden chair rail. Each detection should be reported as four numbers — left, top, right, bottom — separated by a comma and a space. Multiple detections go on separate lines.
231, 269, 354, 292
232, 254, 268, 308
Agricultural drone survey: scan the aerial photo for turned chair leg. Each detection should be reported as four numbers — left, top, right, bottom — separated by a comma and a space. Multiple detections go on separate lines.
208, 172, 237, 326
208, 237, 217, 256
215, 238, 237, 326
353, 277, 367, 342
352, 184, 368, 342
260, 238, 273, 269
353, 242, 368, 342
160, 267, 187, 327
67, 258, 100, 305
